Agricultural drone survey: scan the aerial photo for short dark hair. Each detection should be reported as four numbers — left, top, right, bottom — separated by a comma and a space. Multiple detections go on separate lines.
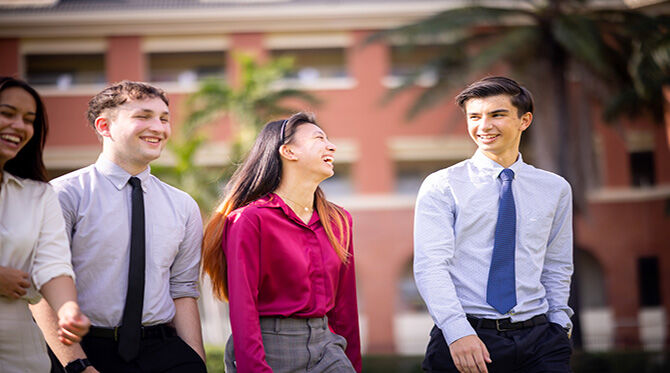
86, 80, 169, 129
1, 76, 49, 182
455, 76, 534, 117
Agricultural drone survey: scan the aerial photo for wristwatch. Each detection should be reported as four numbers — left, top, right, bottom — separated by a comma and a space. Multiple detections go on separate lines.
65, 358, 92, 373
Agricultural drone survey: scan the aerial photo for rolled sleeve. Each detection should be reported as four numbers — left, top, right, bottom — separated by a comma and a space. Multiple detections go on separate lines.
169, 198, 202, 299
32, 185, 75, 291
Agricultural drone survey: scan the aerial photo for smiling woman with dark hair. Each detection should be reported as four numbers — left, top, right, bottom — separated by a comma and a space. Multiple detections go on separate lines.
202, 112, 362, 373
0, 76, 90, 372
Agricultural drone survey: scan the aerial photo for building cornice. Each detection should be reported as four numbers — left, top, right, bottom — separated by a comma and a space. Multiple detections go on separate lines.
0, 1, 461, 37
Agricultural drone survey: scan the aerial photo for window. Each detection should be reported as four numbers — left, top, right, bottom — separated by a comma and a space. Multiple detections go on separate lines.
630, 151, 655, 187
638, 257, 661, 307
271, 48, 348, 83
395, 160, 454, 195
148, 51, 226, 86
24, 53, 105, 88
385, 44, 443, 87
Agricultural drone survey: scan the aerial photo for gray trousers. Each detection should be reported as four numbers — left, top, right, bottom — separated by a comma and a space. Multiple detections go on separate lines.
225, 316, 355, 373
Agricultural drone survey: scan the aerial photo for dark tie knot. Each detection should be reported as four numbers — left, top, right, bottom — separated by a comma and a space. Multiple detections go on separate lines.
129, 176, 142, 189
500, 169, 514, 182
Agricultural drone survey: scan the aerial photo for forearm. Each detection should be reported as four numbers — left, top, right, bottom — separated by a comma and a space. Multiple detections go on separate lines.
30, 299, 89, 366
39, 275, 77, 312
172, 297, 205, 362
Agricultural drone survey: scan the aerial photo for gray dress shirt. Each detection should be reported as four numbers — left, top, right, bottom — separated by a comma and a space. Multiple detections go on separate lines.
414, 150, 574, 345
51, 156, 202, 327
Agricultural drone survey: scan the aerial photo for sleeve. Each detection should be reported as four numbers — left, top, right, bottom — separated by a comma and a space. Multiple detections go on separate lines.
326, 212, 362, 373
225, 213, 272, 373
31, 185, 75, 294
541, 181, 574, 328
413, 173, 475, 345
169, 197, 203, 299
50, 179, 76, 244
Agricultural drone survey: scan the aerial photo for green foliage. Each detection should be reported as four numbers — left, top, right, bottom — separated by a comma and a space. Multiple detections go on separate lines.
152, 53, 319, 213
370, 0, 669, 123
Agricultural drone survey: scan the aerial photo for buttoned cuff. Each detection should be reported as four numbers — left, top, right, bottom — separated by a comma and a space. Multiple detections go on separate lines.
440, 316, 477, 345
547, 309, 572, 329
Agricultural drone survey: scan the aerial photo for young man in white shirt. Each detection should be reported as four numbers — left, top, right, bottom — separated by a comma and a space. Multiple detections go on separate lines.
414, 76, 573, 373
33, 81, 206, 373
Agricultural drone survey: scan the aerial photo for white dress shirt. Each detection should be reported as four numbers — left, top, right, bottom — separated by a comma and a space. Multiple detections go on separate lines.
0, 170, 74, 303
51, 156, 202, 327
414, 150, 574, 345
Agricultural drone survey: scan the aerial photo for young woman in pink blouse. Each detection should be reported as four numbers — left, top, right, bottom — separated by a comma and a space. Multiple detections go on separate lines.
202, 112, 361, 373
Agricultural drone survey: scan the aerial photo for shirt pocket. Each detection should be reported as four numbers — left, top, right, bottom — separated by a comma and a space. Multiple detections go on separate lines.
522, 215, 554, 252
150, 223, 184, 268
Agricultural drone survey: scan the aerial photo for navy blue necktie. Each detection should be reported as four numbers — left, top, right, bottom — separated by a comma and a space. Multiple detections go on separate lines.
118, 177, 146, 361
486, 168, 517, 314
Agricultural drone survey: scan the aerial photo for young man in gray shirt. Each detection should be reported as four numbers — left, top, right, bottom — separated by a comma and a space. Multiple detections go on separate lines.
33, 81, 206, 373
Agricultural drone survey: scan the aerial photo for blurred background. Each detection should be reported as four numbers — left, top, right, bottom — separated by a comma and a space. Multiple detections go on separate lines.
1, 0, 669, 371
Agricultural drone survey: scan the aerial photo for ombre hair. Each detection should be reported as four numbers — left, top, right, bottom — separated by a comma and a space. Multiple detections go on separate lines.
202, 112, 351, 301
1, 77, 49, 182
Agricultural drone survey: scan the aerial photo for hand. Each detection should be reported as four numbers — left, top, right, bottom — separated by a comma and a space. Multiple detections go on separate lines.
83, 366, 100, 373
0, 266, 30, 299
448, 334, 492, 373
56, 301, 91, 345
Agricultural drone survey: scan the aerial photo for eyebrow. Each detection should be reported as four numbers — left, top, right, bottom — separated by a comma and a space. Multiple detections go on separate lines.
466, 108, 510, 116
0, 103, 36, 116
133, 108, 170, 116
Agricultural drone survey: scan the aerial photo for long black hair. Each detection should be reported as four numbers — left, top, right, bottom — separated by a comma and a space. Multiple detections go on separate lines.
1, 76, 49, 182
202, 112, 351, 300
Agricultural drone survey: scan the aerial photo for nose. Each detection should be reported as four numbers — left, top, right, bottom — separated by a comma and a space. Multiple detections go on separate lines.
326, 140, 336, 152
481, 116, 494, 129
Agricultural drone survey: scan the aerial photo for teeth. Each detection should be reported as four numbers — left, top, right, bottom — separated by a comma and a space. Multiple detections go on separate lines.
143, 137, 160, 143
479, 134, 497, 139
323, 156, 334, 163
0, 134, 21, 144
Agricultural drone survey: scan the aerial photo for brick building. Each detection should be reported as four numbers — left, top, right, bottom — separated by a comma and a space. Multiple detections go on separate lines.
1, 0, 669, 353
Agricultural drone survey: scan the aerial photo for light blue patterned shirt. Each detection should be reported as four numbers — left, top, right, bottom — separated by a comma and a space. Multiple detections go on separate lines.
414, 150, 573, 345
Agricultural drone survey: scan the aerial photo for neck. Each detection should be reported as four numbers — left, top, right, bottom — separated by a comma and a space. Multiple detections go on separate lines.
482, 149, 519, 169
102, 151, 149, 176
275, 170, 319, 211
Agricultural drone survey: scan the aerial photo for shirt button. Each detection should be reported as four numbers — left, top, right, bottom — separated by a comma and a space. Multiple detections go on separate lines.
508, 310, 516, 316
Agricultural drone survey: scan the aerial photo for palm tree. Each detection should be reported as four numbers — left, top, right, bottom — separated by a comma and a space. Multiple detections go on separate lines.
370, 0, 669, 209
153, 53, 319, 212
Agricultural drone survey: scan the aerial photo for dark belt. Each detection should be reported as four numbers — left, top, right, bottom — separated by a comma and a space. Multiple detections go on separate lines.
467, 314, 547, 332
87, 323, 177, 341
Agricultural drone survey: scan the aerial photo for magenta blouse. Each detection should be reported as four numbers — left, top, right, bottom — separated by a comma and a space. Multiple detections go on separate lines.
222, 193, 362, 373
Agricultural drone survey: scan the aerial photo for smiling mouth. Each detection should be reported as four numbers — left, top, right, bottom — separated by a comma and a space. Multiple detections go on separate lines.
478, 134, 499, 141
141, 136, 161, 144
323, 156, 334, 164
0, 133, 22, 145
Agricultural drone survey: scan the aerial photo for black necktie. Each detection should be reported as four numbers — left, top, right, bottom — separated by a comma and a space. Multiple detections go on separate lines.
118, 176, 146, 361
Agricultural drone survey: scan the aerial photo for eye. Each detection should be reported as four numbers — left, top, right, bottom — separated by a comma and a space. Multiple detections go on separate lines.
135, 115, 150, 120
24, 117, 35, 125
160, 117, 169, 124
1, 110, 14, 118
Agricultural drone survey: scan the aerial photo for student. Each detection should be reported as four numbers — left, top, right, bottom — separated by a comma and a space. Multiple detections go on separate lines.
0, 76, 90, 372
201, 112, 362, 373
414, 76, 573, 373
32, 81, 206, 373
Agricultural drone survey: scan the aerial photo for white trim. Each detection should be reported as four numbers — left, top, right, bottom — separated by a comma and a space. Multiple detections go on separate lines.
330, 194, 416, 211
587, 186, 670, 203
34, 84, 108, 97
270, 77, 357, 91
389, 136, 475, 161
142, 35, 230, 53
20, 37, 106, 54
43, 146, 100, 169
264, 32, 351, 49
381, 75, 437, 89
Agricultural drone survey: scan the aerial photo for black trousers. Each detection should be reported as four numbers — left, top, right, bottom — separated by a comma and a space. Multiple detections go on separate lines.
50, 333, 206, 373
422, 319, 572, 373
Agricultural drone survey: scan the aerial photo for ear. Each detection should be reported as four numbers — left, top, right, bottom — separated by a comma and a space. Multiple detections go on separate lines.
94, 116, 112, 138
278, 144, 298, 161
519, 112, 532, 131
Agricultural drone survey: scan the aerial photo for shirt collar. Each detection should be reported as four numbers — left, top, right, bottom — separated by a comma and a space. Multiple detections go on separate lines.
256, 192, 319, 226
94, 155, 151, 192
1, 170, 24, 189
471, 149, 525, 180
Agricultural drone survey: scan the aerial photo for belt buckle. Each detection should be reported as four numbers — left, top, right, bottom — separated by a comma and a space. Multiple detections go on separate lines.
495, 319, 514, 331
113, 327, 119, 341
